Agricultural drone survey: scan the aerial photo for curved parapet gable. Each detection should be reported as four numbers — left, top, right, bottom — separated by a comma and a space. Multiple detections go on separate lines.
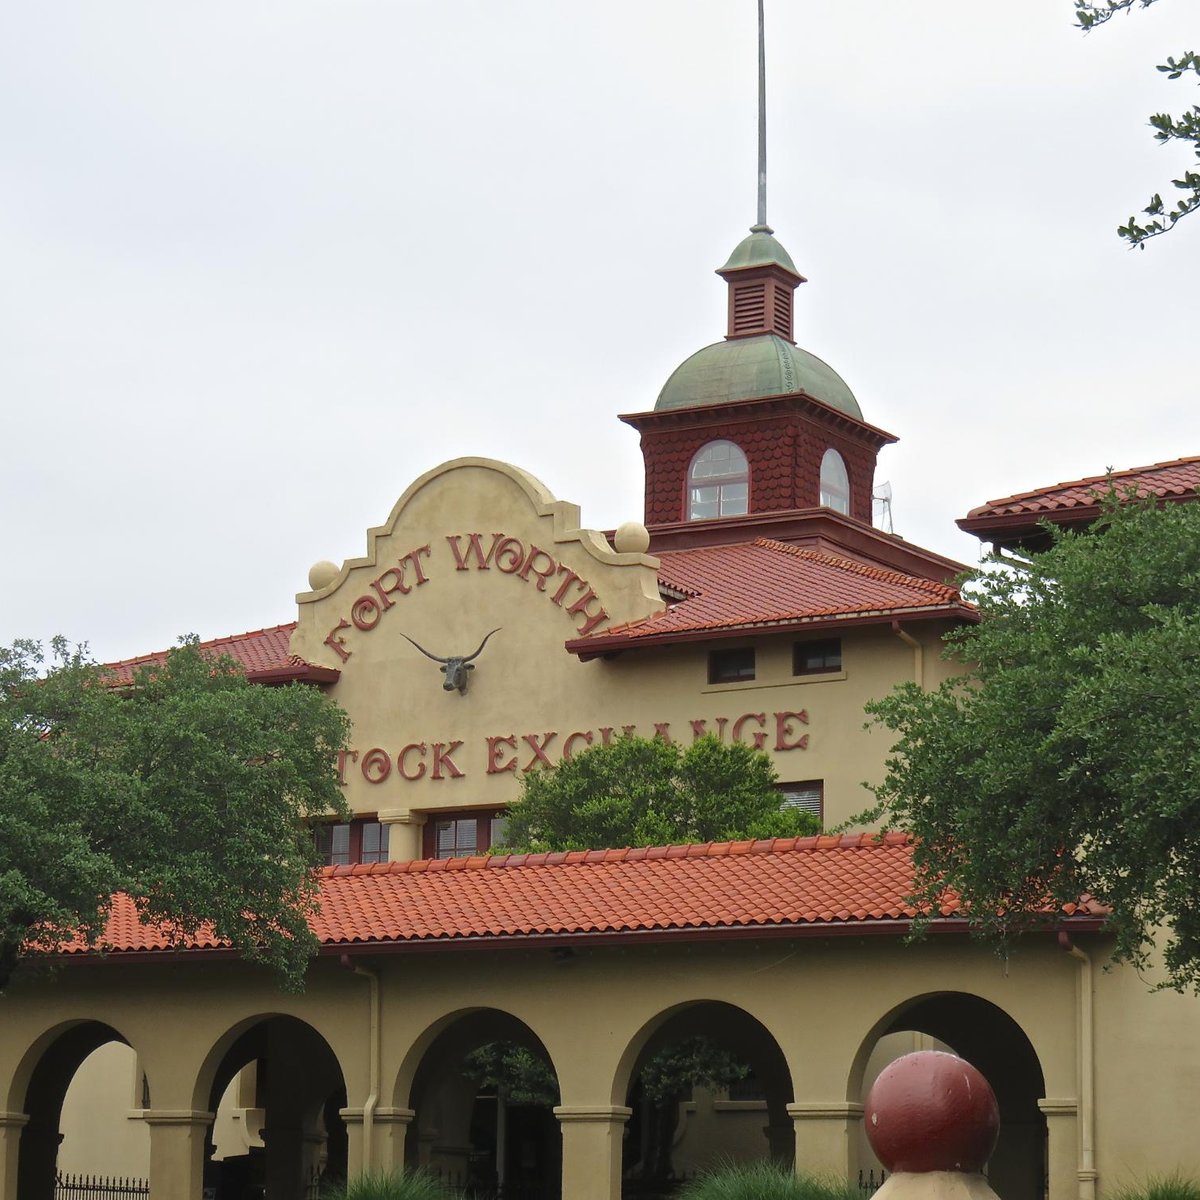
297, 458, 660, 607
287, 459, 666, 822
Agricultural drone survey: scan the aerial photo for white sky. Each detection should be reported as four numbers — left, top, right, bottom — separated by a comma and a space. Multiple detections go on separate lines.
2, 1, 1195, 664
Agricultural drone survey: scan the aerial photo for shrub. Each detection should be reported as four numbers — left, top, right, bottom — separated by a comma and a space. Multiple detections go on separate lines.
678, 1163, 862, 1200
320, 1170, 456, 1200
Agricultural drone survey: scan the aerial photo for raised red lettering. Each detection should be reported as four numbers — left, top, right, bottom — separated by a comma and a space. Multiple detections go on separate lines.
323, 618, 353, 663
486, 735, 518, 775
398, 742, 427, 781
622, 724, 637, 737
518, 545, 559, 591
370, 564, 410, 609
732, 712, 767, 750
351, 595, 382, 632
446, 533, 496, 571
774, 710, 810, 752
564, 587, 608, 636
523, 732, 558, 769
714, 716, 729, 742
599, 726, 615, 746
563, 731, 594, 759
494, 537, 526, 574
335, 749, 359, 785
403, 544, 432, 584
431, 741, 464, 780
551, 566, 583, 606
361, 748, 391, 784
690, 719, 708, 740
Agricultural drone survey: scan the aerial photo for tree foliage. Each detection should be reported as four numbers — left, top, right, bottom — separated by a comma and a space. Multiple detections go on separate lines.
0, 637, 350, 991
463, 1041, 560, 1106
862, 494, 1200, 988
1075, 0, 1200, 246
502, 734, 818, 854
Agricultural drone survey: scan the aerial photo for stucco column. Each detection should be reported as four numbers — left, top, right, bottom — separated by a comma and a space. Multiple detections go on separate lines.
1039, 1099, 1080, 1200
0, 1112, 29, 1200
341, 1106, 415, 1176
788, 1102, 864, 1178
554, 1105, 631, 1200
144, 1111, 213, 1200
379, 810, 426, 862
374, 1107, 416, 1173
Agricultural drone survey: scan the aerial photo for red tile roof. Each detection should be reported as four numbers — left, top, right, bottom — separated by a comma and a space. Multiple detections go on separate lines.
569, 538, 974, 656
59, 834, 1105, 959
104, 623, 338, 685
960, 456, 1200, 526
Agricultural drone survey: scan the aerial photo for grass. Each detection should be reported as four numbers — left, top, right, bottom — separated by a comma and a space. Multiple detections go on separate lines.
1111, 1178, 1200, 1200
319, 1169, 456, 1200
677, 1162, 864, 1200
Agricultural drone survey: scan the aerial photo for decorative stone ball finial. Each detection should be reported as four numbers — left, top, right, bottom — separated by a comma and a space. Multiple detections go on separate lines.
865, 1051, 1000, 1175
308, 560, 339, 591
613, 521, 651, 555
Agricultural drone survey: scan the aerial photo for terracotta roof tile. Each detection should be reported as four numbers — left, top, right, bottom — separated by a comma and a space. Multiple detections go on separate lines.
570, 539, 971, 653
103, 623, 334, 684
60, 833, 1104, 957
963, 456, 1200, 522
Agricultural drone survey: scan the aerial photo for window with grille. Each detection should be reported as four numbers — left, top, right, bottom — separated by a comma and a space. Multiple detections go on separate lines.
688, 440, 749, 520
423, 810, 509, 859
315, 819, 390, 866
819, 448, 851, 514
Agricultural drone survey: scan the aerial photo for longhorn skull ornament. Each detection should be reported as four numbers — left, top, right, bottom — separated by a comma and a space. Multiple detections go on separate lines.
399, 628, 501, 695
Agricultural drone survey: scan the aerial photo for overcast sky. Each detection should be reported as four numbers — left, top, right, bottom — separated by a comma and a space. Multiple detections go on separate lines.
3, 1, 1195, 663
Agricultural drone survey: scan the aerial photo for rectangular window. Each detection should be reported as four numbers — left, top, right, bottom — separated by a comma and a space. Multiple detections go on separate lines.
794, 637, 842, 675
709, 646, 755, 684
779, 781, 823, 824
315, 818, 387, 866
423, 810, 509, 860
360, 821, 389, 864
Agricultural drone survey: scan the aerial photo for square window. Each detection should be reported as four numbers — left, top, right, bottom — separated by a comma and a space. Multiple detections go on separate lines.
779, 781, 823, 824
794, 638, 841, 675
708, 647, 755, 684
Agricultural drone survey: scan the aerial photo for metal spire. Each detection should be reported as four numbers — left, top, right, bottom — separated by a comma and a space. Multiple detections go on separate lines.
753, 0, 772, 234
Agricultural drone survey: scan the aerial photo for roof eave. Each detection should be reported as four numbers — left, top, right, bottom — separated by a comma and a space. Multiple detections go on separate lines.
567, 604, 978, 661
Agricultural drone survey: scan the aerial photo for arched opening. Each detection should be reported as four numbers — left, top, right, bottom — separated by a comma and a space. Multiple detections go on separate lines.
851, 993, 1046, 1200
819, 449, 850, 514
403, 1009, 562, 1198
688, 441, 749, 520
202, 1015, 348, 1200
16, 1022, 144, 1200
619, 1002, 793, 1194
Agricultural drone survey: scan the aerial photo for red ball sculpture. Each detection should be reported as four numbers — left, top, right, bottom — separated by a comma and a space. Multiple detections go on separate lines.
864, 1051, 1000, 1174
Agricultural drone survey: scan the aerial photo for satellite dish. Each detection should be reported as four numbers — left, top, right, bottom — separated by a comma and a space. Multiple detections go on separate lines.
873, 481, 894, 534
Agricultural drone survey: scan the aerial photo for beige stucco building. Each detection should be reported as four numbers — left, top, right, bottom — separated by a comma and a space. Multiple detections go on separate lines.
4, 222, 1200, 1200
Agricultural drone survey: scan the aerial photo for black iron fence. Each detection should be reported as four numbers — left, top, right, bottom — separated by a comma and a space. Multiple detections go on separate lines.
55, 1174, 149, 1200
858, 1169, 888, 1195
426, 1168, 560, 1200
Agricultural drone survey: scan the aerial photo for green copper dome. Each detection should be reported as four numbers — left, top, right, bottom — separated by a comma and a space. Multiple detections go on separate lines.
655, 333, 862, 418
718, 228, 798, 275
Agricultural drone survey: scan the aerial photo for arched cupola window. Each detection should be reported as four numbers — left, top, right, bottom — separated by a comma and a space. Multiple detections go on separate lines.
819, 448, 850, 514
688, 440, 749, 520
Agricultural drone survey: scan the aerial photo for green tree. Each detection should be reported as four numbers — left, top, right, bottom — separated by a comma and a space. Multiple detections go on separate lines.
862, 494, 1200, 989
1075, 0, 1200, 246
503, 734, 819, 854
0, 637, 350, 992
498, 734, 814, 1182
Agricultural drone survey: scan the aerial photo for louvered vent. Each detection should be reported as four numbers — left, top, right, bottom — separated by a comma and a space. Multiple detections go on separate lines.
732, 282, 767, 335
771, 286, 792, 338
